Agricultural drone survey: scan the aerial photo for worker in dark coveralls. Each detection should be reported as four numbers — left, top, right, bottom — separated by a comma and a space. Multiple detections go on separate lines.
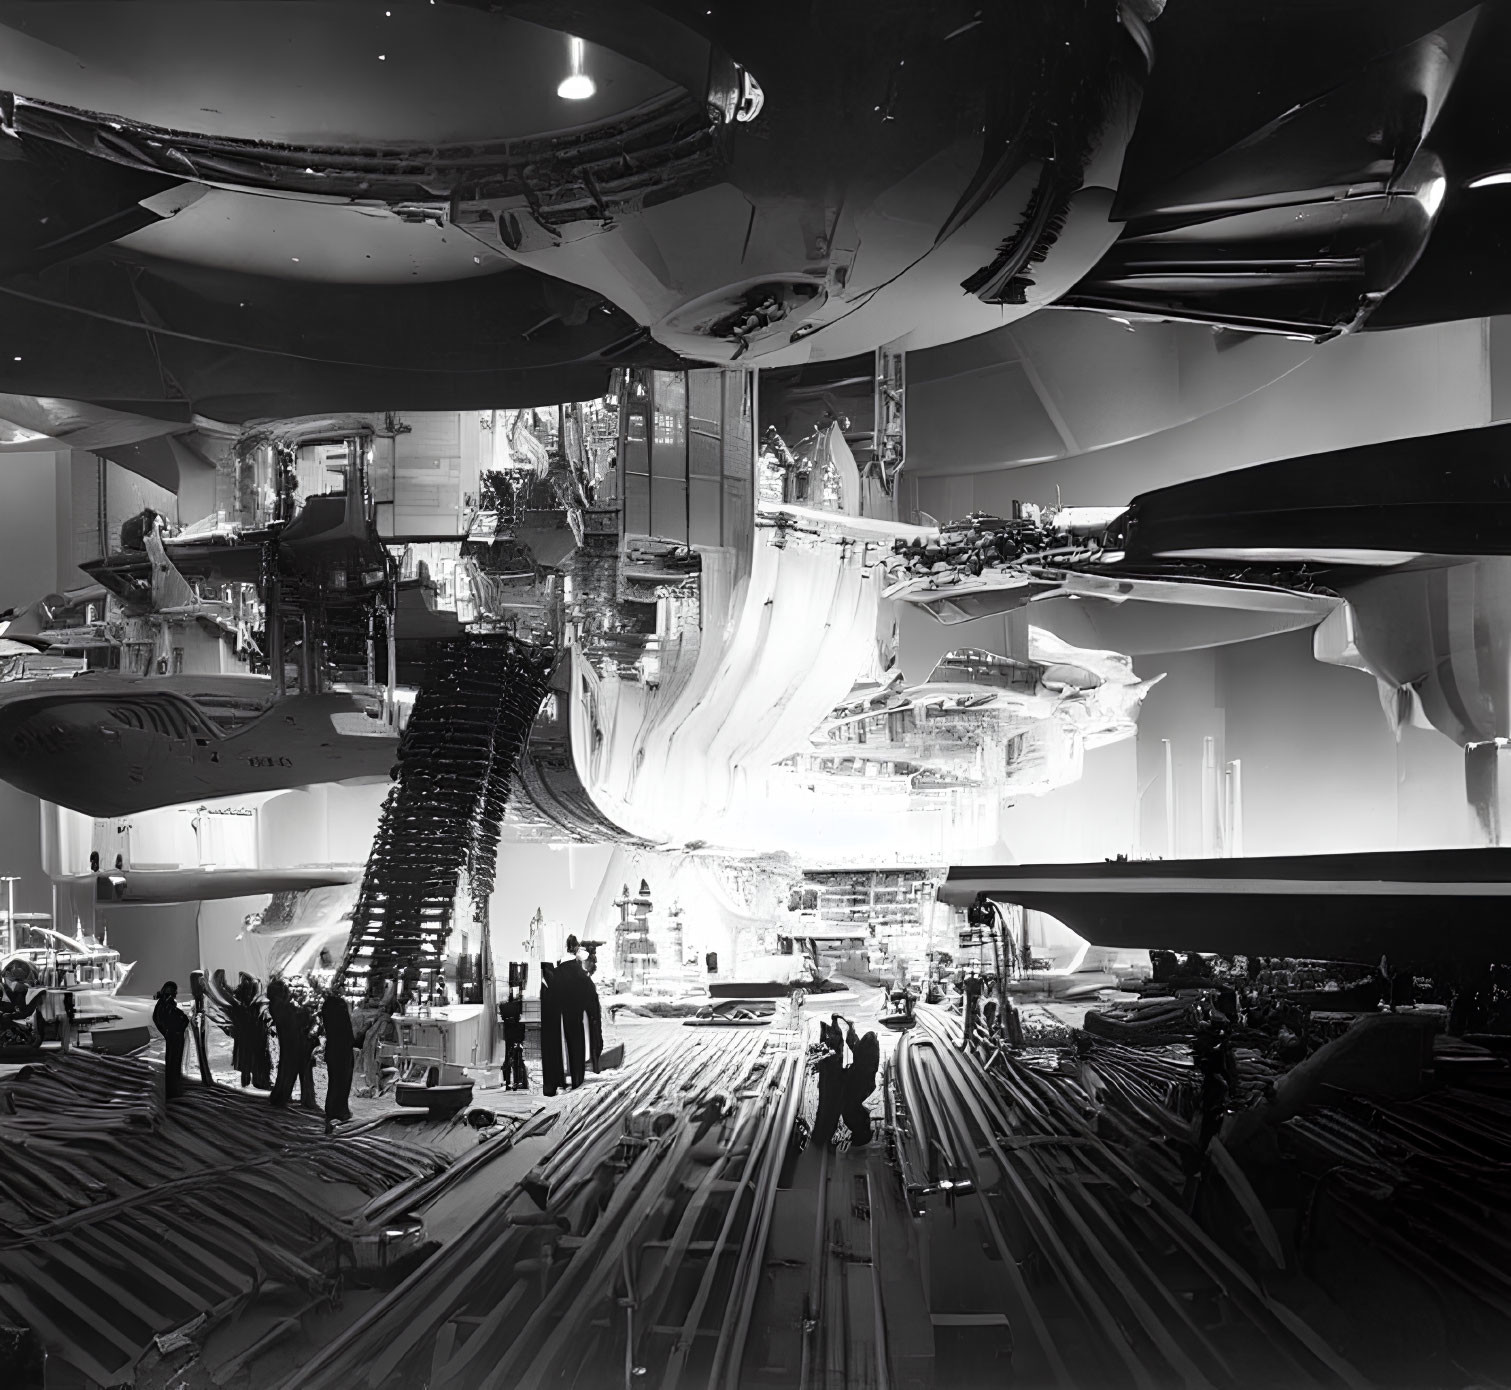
230, 973, 274, 1090
501, 993, 529, 1091
542, 936, 602, 1095
267, 977, 318, 1110
809, 1015, 846, 1148
962, 972, 984, 1043
321, 987, 356, 1132
839, 1020, 881, 1146
153, 981, 189, 1099
539, 960, 564, 1096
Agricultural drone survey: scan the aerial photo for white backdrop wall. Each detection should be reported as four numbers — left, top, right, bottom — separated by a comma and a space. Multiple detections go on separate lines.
1133, 630, 1468, 860
256, 783, 386, 869
197, 894, 277, 983
44, 796, 273, 876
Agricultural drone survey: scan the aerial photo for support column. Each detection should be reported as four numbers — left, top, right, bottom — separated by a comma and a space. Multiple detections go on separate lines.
1163, 738, 1176, 859
1225, 759, 1244, 857
264, 538, 285, 699
1201, 736, 1219, 858
1466, 739, 1511, 845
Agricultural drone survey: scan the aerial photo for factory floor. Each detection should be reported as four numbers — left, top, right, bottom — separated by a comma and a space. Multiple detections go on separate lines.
7, 981, 1511, 1389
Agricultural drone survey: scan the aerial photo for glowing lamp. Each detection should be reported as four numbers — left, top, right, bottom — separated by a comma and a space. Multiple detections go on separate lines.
558, 37, 595, 100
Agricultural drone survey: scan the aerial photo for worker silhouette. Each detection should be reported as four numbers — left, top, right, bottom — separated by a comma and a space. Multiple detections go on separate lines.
501, 992, 529, 1091
962, 972, 984, 1043
542, 936, 602, 1096
809, 1015, 846, 1148
152, 981, 189, 1100
267, 977, 318, 1110
321, 987, 355, 1131
230, 972, 274, 1089
839, 1021, 880, 1146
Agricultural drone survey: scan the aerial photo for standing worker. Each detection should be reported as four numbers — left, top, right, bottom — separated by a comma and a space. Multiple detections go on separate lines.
232, 973, 275, 1090
267, 977, 319, 1111
321, 987, 356, 1132
962, 972, 984, 1045
539, 960, 565, 1097
809, 1015, 846, 1148
501, 992, 529, 1091
550, 936, 603, 1091
153, 981, 190, 1101
838, 1019, 881, 1146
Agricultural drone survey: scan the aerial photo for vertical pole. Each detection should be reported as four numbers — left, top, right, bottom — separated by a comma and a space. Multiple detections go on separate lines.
1228, 760, 1244, 857
1201, 736, 1217, 859
1162, 738, 1175, 859
988, 903, 1004, 993
266, 538, 285, 699
749, 369, 760, 525
5, 877, 14, 956
1222, 765, 1233, 859
311, 601, 325, 695
386, 600, 399, 731
97, 455, 108, 559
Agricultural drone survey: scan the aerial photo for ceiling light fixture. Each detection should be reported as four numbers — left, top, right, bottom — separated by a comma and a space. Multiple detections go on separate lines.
557, 36, 596, 100
1468, 170, 1511, 190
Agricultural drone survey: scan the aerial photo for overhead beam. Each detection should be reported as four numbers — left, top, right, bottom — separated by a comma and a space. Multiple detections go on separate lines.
942, 848, 1511, 962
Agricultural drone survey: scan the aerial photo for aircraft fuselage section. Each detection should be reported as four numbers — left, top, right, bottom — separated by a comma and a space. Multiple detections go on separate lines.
0, 680, 396, 815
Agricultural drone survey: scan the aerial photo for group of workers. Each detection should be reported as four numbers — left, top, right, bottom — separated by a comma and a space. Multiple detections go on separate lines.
810, 1013, 881, 1149
152, 972, 356, 1132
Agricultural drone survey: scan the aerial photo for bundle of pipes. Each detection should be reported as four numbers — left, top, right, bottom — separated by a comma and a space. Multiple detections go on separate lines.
1071, 1037, 1273, 1127
0, 1049, 163, 1136
339, 634, 555, 1004
0, 1053, 455, 1387
1068, 1039, 1198, 1185
277, 1025, 801, 1390
1082, 995, 1200, 1044
1283, 1086, 1511, 1323
893, 1007, 1370, 1390
2, 1084, 442, 1228
887, 514, 1070, 582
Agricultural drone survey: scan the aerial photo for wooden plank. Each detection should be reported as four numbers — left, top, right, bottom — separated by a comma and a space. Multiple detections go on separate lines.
432, 1284, 529, 1383
88, 1225, 212, 1312
44, 1240, 174, 1331
0, 1253, 144, 1358
1206, 1137, 1287, 1269
0, 1278, 129, 1386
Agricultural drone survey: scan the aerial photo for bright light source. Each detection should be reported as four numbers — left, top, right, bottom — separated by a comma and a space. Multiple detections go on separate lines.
735, 68, 765, 123
558, 36, 595, 100
1468, 170, 1511, 190
1418, 174, 1447, 219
